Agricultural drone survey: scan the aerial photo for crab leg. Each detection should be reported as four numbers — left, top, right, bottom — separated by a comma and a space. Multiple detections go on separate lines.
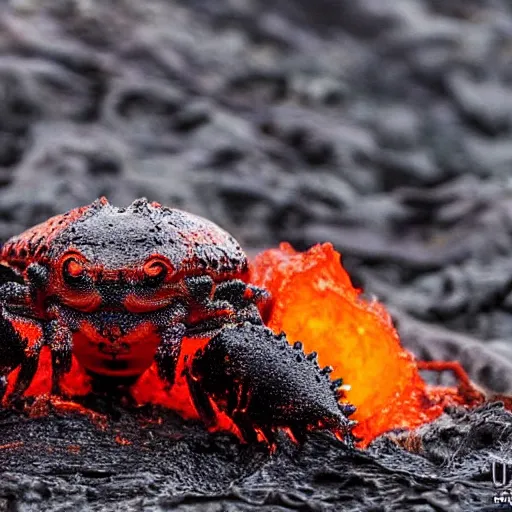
213, 280, 268, 311
212, 280, 268, 325
184, 275, 237, 322
183, 276, 267, 335
44, 318, 73, 395
0, 263, 50, 314
0, 282, 33, 312
9, 336, 44, 402
0, 275, 46, 402
183, 360, 217, 427
155, 322, 187, 387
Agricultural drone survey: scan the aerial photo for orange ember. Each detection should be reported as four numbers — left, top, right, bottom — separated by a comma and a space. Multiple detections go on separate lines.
0, 441, 23, 450
4, 242, 485, 448
250, 243, 482, 446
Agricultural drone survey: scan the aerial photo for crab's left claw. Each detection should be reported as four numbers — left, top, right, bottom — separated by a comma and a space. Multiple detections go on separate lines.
186, 323, 356, 449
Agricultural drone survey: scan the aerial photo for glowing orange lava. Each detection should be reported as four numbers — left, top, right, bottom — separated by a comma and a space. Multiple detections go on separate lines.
250, 243, 483, 446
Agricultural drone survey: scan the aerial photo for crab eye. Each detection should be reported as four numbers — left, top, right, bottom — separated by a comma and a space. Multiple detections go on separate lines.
62, 256, 89, 286
143, 258, 168, 284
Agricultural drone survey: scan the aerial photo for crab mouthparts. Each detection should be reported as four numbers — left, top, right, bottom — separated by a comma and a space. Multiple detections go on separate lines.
97, 341, 131, 356
72, 319, 162, 377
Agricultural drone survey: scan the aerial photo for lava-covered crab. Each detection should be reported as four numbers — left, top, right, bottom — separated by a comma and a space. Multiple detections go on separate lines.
0, 198, 355, 445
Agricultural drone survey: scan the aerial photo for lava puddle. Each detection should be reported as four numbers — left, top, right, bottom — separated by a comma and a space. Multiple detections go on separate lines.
4, 243, 493, 448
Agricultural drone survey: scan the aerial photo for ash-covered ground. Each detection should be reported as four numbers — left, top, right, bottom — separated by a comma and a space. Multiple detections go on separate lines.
1, 399, 511, 512
1, 0, 512, 510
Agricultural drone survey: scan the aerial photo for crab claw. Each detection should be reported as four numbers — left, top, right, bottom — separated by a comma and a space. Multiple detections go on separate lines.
0, 304, 48, 405
184, 323, 356, 448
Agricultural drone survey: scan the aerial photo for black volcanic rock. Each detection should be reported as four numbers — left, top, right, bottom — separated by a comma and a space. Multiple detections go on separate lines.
0, 399, 509, 511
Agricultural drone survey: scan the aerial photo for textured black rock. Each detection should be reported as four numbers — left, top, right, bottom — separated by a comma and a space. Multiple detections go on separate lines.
0, 398, 510, 511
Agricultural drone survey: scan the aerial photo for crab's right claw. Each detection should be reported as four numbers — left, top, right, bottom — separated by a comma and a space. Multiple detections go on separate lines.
188, 323, 357, 449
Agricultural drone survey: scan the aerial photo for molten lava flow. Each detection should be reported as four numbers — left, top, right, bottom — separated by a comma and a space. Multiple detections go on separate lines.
250, 243, 483, 446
